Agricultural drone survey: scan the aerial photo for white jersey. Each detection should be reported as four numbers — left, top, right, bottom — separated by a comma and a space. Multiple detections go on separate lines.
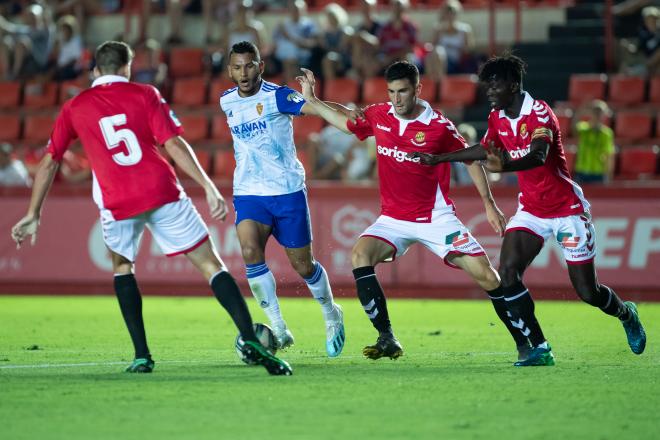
219, 80, 307, 196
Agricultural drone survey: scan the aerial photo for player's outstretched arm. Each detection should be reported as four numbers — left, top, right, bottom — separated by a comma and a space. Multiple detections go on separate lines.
408, 143, 487, 165
164, 136, 228, 221
11, 153, 60, 248
466, 162, 506, 237
296, 68, 353, 134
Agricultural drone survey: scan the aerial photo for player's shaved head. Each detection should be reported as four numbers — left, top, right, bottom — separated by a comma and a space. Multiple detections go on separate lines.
95, 41, 134, 75
230, 41, 261, 62
478, 53, 526, 91
385, 61, 419, 87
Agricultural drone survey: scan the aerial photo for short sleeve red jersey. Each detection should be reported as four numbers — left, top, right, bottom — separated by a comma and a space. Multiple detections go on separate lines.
481, 92, 589, 218
348, 101, 468, 222
47, 75, 184, 220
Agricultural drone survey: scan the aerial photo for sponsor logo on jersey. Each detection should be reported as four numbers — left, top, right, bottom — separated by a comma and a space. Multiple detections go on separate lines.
376, 123, 391, 132
445, 231, 470, 246
287, 92, 304, 103
498, 130, 508, 136
557, 232, 580, 248
377, 145, 419, 163
509, 147, 530, 159
256, 103, 263, 115
227, 110, 233, 118
231, 120, 268, 137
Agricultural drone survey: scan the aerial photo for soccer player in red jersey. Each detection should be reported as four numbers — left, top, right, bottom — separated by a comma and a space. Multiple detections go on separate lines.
10, 41, 292, 376
410, 54, 646, 365
296, 62, 533, 361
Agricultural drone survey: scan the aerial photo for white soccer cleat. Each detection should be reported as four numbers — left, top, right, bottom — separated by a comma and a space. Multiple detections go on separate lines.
325, 304, 345, 358
272, 324, 295, 350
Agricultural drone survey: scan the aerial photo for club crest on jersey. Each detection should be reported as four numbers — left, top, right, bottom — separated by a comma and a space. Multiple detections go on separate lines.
520, 123, 528, 138
411, 131, 426, 146
557, 232, 580, 248
256, 103, 263, 115
445, 231, 470, 246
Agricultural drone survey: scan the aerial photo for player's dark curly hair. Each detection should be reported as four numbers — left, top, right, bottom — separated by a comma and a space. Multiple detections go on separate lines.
95, 41, 134, 75
478, 53, 527, 89
385, 61, 419, 86
229, 41, 261, 61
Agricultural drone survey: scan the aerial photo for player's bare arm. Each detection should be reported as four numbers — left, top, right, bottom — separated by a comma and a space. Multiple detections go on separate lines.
296, 68, 353, 134
10, 153, 60, 248
484, 138, 549, 173
407, 143, 488, 165
164, 136, 228, 221
465, 162, 507, 237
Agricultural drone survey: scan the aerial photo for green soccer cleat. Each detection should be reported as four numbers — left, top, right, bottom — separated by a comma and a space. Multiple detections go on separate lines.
241, 340, 293, 376
125, 357, 155, 373
622, 301, 646, 355
363, 332, 403, 360
514, 343, 554, 367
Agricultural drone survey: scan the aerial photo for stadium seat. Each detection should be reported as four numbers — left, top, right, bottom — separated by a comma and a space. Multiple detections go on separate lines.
0, 114, 21, 141
213, 149, 236, 179
293, 116, 324, 146
657, 113, 660, 138
419, 76, 438, 103
439, 74, 478, 107
177, 113, 209, 142
323, 77, 360, 104
362, 77, 389, 104
23, 82, 57, 109
23, 114, 56, 143
208, 77, 236, 105
211, 115, 234, 147
563, 150, 576, 173
58, 76, 89, 104
649, 76, 660, 103
0, 81, 21, 108
614, 111, 652, 142
618, 147, 658, 179
608, 75, 645, 106
168, 47, 205, 78
554, 108, 573, 138
172, 77, 207, 106
568, 74, 607, 104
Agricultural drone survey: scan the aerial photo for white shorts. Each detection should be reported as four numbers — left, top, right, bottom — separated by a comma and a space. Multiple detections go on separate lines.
506, 209, 596, 264
360, 212, 486, 268
100, 197, 209, 262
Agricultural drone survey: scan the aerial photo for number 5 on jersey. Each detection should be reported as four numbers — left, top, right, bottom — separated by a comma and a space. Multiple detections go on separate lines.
99, 114, 142, 166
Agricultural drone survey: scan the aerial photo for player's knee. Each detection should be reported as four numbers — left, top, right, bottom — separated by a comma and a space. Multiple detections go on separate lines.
240, 245, 263, 264
480, 266, 501, 291
351, 247, 374, 268
498, 265, 521, 287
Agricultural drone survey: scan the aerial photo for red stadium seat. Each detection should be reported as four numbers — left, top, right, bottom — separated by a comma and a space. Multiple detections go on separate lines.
614, 111, 652, 142
293, 116, 324, 146
618, 147, 658, 179
23, 82, 57, 109
323, 78, 360, 104
419, 76, 438, 103
213, 149, 235, 179
657, 113, 660, 138
177, 113, 209, 142
172, 77, 207, 106
568, 74, 607, 104
439, 74, 478, 107
554, 108, 573, 138
168, 47, 205, 78
608, 75, 645, 106
58, 76, 90, 104
362, 77, 389, 104
649, 76, 660, 103
208, 77, 236, 105
0, 81, 21, 108
0, 114, 21, 141
211, 115, 233, 146
23, 114, 56, 143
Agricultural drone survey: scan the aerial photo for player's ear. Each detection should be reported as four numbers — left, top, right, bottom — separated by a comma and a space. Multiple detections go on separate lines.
259, 60, 265, 75
92, 66, 100, 79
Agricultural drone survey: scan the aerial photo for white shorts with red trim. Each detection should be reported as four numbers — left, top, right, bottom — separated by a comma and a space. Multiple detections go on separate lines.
506, 209, 596, 264
360, 212, 486, 268
100, 197, 209, 262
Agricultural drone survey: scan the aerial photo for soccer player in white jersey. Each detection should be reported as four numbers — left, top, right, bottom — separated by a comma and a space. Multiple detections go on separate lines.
219, 41, 345, 357
410, 54, 646, 366
296, 63, 535, 362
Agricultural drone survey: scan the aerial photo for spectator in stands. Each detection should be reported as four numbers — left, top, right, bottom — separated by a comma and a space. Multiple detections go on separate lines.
425, 0, 476, 80
314, 2, 352, 81
619, 5, 660, 75
132, 38, 167, 87
52, 14, 82, 81
272, 0, 318, 81
165, 0, 237, 45
573, 100, 615, 185
0, 3, 55, 80
342, 137, 374, 183
349, 0, 382, 80
0, 142, 32, 187
52, 0, 99, 35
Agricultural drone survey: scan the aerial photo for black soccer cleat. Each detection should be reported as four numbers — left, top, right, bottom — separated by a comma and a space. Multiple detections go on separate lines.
516, 341, 533, 362
125, 357, 155, 373
363, 332, 404, 360
241, 340, 293, 376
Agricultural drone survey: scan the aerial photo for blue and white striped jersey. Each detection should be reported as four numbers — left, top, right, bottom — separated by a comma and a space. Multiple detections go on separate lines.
219, 80, 307, 196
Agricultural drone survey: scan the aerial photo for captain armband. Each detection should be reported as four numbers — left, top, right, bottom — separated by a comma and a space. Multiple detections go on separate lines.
531, 127, 553, 142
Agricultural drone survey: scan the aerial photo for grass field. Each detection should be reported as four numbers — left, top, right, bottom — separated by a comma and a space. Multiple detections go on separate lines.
0, 296, 658, 440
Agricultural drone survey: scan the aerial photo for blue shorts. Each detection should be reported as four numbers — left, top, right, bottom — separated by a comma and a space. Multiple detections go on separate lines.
233, 189, 312, 249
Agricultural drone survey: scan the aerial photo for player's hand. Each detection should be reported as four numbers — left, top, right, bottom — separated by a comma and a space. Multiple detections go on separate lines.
11, 214, 40, 249
484, 141, 508, 172
485, 202, 507, 237
348, 107, 365, 124
295, 68, 316, 100
406, 151, 440, 165
205, 186, 228, 221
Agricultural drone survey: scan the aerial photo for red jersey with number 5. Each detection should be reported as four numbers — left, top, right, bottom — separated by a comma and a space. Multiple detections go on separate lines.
480, 92, 589, 218
47, 75, 184, 220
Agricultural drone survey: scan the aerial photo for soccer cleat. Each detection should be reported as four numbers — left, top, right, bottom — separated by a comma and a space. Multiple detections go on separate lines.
517, 341, 533, 362
514, 343, 555, 367
272, 324, 295, 350
125, 357, 155, 373
622, 301, 646, 355
325, 304, 345, 358
363, 332, 403, 360
241, 340, 293, 376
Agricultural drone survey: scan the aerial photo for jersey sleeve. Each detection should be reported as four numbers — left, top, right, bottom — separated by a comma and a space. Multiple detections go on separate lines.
530, 101, 555, 143
275, 86, 306, 115
437, 114, 468, 153
145, 85, 183, 145
346, 105, 376, 141
47, 103, 77, 162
